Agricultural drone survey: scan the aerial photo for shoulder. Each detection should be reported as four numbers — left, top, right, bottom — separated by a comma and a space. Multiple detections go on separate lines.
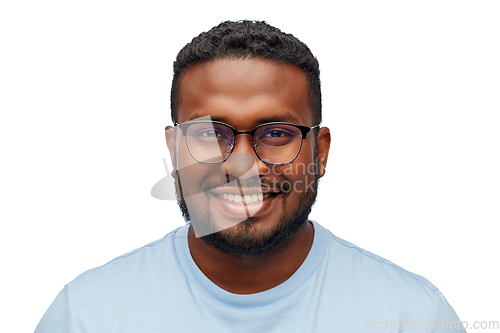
68, 226, 185, 292
322, 223, 435, 288
36, 226, 192, 332
314, 222, 440, 315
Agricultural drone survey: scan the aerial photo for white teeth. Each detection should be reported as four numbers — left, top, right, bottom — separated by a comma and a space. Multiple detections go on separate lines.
219, 193, 271, 204
234, 195, 243, 203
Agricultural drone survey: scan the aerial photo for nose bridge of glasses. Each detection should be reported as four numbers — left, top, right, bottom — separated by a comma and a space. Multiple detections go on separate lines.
224, 132, 271, 179
230, 131, 257, 153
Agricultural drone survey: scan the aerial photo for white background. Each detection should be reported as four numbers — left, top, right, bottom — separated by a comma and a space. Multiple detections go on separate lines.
1, 1, 499, 332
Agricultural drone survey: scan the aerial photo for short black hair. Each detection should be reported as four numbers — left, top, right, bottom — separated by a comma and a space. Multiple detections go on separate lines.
170, 20, 321, 125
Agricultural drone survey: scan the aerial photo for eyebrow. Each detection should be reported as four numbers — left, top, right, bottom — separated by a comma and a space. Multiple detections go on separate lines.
256, 114, 300, 124
188, 113, 301, 125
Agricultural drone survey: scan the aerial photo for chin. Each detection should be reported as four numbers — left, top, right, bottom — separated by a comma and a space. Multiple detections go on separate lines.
200, 198, 312, 257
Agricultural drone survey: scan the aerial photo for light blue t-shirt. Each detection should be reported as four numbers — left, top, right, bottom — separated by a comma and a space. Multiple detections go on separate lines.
35, 221, 465, 332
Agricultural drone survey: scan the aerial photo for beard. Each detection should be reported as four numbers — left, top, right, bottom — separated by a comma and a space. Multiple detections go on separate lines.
174, 171, 319, 257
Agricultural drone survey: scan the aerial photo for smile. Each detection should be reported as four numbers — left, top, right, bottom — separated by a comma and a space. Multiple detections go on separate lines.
216, 193, 274, 204
207, 188, 282, 219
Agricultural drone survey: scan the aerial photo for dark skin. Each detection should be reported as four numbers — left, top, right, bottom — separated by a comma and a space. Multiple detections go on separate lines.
166, 58, 330, 294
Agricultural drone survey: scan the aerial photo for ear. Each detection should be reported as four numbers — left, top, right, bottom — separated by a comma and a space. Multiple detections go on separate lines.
316, 127, 331, 178
165, 126, 176, 177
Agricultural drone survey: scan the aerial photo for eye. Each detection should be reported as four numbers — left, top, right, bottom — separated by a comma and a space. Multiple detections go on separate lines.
255, 125, 299, 147
266, 130, 286, 138
201, 130, 218, 137
259, 128, 293, 140
198, 129, 228, 140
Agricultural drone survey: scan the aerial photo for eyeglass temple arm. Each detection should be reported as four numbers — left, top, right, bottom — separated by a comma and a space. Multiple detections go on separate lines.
172, 122, 186, 136
300, 124, 321, 139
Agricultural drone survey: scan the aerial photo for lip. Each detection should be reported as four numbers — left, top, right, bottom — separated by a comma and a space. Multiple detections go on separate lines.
210, 191, 281, 219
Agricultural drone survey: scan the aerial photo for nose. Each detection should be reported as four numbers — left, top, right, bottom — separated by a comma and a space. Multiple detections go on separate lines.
222, 135, 268, 179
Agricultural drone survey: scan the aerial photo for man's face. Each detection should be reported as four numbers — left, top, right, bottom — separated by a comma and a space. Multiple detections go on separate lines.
167, 57, 329, 256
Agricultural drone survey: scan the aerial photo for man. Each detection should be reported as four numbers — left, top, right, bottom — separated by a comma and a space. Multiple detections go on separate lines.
36, 20, 465, 332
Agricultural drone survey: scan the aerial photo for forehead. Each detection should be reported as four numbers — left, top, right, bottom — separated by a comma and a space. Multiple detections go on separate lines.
176, 58, 313, 127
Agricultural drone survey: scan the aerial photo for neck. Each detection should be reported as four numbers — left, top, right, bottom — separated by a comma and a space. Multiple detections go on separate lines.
187, 220, 314, 294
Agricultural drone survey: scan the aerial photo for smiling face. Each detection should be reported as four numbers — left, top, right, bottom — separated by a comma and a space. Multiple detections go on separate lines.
166, 57, 330, 256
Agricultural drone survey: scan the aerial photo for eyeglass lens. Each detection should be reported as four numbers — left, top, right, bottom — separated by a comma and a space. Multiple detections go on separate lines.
185, 122, 303, 164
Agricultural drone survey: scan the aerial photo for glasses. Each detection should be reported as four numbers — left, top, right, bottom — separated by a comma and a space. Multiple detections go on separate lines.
174, 121, 320, 165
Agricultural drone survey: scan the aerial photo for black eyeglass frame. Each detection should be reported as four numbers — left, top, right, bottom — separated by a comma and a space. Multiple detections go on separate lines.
173, 120, 320, 165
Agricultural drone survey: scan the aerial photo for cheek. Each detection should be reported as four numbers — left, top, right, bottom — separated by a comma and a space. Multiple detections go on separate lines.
265, 166, 314, 196
276, 144, 318, 195
175, 143, 207, 192
175, 137, 194, 170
